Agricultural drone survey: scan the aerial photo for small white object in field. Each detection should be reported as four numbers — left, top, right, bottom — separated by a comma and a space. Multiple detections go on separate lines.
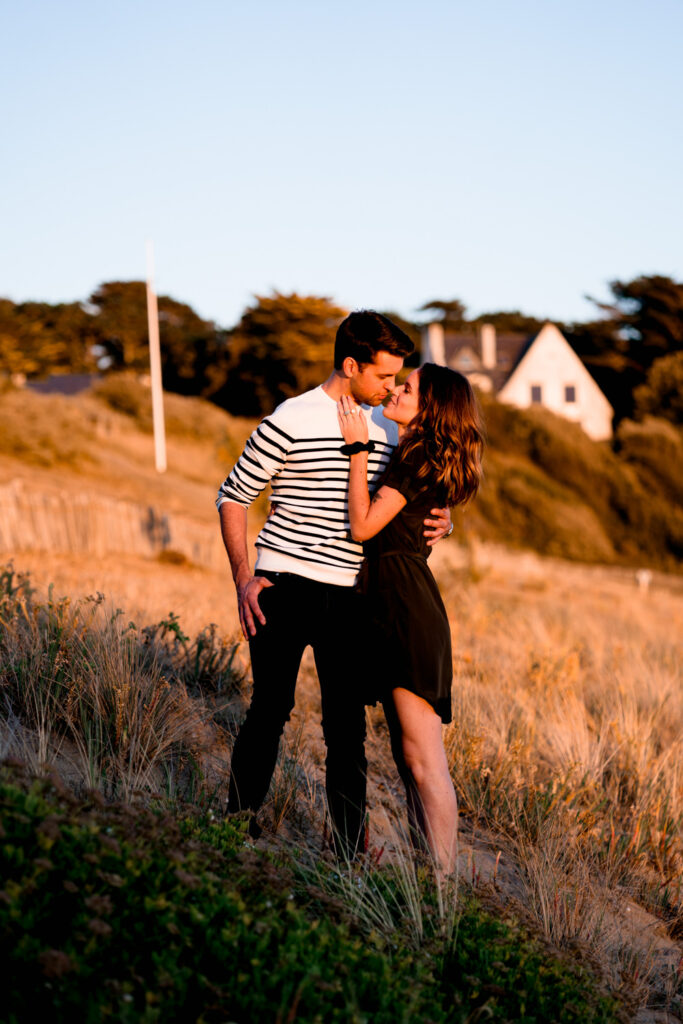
635, 568, 653, 593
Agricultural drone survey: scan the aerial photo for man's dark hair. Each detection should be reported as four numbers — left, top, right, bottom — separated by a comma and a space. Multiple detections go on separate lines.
334, 310, 414, 370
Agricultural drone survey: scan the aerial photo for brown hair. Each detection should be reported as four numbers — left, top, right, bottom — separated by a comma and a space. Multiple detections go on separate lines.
334, 310, 414, 369
398, 363, 484, 506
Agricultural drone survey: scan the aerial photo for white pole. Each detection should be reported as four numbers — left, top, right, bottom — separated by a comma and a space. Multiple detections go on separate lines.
146, 240, 167, 473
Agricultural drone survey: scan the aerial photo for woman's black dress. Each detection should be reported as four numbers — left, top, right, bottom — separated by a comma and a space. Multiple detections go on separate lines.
360, 449, 453, 724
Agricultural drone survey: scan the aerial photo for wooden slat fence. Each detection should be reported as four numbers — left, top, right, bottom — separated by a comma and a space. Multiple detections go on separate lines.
0, 479, 223, 568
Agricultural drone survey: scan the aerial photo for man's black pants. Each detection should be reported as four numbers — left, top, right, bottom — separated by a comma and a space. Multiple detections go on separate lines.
227, 571, 367, 858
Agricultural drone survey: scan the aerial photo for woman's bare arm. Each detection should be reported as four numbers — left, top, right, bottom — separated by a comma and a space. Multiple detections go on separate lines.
347, 455, 406, 540
337, 396, 407, 541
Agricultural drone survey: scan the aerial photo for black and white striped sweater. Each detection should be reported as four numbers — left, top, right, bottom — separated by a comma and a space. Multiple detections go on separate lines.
216, 385, 398, 586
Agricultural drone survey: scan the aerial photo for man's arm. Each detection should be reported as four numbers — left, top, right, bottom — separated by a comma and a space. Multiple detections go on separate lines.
216, 414, 294, 639
219, 501, 273, 639
424, 506, 453, 546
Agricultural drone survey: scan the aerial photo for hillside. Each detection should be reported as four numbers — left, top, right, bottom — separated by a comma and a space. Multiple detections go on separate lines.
1, 375, 680, 574
0, 375, 251, 520
1, 538, 682, 1020
471, 395, 683, 569
1, 378, 682, 1019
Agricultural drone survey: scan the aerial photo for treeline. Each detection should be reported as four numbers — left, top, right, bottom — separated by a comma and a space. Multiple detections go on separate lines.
1, 275, 682, 424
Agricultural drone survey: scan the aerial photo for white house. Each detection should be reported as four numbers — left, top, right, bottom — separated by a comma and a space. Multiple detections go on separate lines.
421, 321, 613, 441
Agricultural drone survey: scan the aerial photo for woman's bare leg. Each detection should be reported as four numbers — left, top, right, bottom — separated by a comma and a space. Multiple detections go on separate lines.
391, 687, 458, 874
382, 697, 428, 855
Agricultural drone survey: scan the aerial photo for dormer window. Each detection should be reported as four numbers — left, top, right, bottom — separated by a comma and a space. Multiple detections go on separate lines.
530, 385, 542, 404
564, 385, 576, 403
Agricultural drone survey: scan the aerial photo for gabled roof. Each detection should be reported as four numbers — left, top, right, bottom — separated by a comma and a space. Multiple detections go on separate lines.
443, 330, 532, 391
498, 323, 612, 401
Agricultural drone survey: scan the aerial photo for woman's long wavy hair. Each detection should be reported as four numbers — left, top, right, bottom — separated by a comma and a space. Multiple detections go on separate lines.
397, 363, 484, 506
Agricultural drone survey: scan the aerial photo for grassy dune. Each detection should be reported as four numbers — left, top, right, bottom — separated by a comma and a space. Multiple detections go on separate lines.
0, 565, 633, 1023
1, 768, 625, 1023
1, 552, 681, 1020
1, 380, 682, 1019
0, 375, 253, 520
0, 376, 681, 568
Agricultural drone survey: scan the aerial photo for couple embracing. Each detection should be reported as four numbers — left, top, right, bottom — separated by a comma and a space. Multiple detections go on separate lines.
217, 311, 483, 873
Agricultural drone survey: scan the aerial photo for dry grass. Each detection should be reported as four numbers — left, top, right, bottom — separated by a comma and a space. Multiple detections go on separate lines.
5, 384, 682, 1017
0, 382, 258, 522
2, 541, 682, 1018
0, 565, 244, 803
264, 542, 683, 1016
430, 542, 683, 1015
8, 551, 242, 636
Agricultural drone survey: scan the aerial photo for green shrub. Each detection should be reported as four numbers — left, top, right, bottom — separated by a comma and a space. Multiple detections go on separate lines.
616, 418, 683, 506
477, 395, 683, 568
476, 453, 617, 562
0, 772, 626, 1024
90, 372, 151, 424
633, 351, 683, 424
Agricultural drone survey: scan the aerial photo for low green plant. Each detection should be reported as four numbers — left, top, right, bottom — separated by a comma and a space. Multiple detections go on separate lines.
140, 611, 244, 698
0, 771, 627, 1023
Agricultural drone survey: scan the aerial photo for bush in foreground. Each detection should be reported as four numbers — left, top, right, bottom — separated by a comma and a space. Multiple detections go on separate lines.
0, 771, 626, 1023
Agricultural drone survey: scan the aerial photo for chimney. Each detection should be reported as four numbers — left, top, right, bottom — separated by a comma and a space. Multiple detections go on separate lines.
421, 322, 446, 366
481, 323, 497, 370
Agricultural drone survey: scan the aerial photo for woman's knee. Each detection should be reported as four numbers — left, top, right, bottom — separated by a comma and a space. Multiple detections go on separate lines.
401, 737, 450, 790
401, 737, 429, 784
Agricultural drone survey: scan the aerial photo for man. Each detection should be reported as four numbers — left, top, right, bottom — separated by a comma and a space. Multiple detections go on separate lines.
217, 311, 451, 857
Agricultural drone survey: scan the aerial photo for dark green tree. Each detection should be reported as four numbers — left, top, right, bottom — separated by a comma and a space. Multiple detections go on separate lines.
566, 275, 683, 421
633, 351, 683, 424
592, 275, 683, 367
215, 291, 346, 416
87, 281, 150, 370
87, 281, 226, 395
468, 310, 548, 335
418, 298, 467, 332
0, 298, 98, 378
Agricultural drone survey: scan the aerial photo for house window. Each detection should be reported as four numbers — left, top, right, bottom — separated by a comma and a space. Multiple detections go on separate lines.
530, 385, 542, 404
564, 385, 576, 403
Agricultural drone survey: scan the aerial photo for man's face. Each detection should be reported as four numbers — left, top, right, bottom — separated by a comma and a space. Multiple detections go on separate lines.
348, 351, 404, 406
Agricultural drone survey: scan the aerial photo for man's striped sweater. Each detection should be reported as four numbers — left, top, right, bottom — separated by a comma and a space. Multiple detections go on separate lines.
216, 385, 398, 586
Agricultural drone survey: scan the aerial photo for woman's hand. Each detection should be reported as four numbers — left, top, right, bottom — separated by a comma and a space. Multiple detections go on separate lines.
337, 395, 368, 444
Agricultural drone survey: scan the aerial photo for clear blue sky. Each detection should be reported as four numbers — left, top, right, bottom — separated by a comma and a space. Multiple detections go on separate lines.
2, 0, 681, 328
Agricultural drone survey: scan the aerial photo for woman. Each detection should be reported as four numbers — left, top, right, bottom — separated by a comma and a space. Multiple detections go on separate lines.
337, 363, 484, 874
